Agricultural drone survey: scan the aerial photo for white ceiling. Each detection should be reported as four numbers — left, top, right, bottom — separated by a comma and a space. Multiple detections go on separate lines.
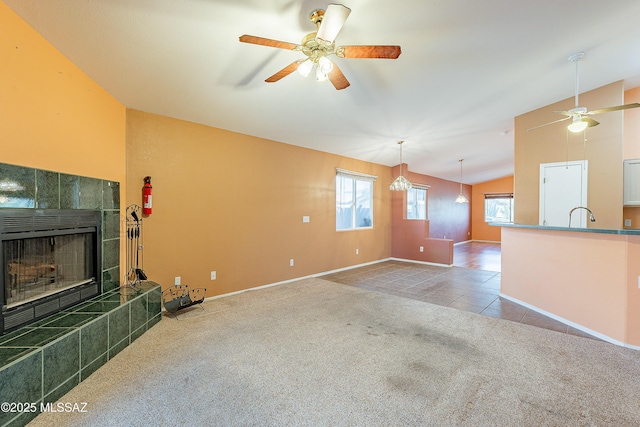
6, 0, 640, 184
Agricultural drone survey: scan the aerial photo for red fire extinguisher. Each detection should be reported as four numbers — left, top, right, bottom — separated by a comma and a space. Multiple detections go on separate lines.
142, 176, 153, 215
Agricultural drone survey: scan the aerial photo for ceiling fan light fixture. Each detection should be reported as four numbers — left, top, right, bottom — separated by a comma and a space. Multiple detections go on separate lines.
318, 56, 334, 74
297, 59, 313, 77
315, 67, 329, 82
568, 117, 588, 133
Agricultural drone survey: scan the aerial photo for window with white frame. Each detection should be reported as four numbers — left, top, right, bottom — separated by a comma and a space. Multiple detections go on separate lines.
484, 193, 514, 223
406, 186, 428, 220
336, 169, 376, 230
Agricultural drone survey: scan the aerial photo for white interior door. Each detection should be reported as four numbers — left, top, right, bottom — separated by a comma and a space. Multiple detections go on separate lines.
539, 161, 588, 227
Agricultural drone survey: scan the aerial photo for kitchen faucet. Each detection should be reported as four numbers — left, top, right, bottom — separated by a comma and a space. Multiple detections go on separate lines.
568, 206, 596, 227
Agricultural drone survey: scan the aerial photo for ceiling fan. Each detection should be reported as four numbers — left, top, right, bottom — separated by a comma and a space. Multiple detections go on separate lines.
528, 52, 640, 132
239, 3, 401, 90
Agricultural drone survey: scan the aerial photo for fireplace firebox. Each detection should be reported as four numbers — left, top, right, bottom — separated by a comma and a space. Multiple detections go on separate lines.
0, 209, 102, 334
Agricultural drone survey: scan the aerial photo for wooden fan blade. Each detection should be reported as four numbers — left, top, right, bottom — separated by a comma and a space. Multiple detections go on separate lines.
586, 103, 640, 115
265, 61, 300, 83
338, 45, 402, 59
316, 4, 351, 43
328, 61, 350, 90
239, 35, 299, 51
526, 116, 571, 131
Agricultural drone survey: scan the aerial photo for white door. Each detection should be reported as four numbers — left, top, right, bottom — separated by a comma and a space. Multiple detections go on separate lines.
539, 161, 588, 227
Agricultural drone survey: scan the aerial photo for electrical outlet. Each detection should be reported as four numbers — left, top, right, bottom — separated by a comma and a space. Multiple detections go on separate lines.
290, 259, 294, 267
625, 219, 632, 227
210, 271, 216, 280
174, 276, 181, 286
356, 248, 359, 255
419, 246, 424, 252
303, 216, 310, 223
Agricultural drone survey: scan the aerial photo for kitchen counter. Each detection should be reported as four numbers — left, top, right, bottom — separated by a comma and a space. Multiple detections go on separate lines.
496, 225, 640, 349
493, 222, 640, 235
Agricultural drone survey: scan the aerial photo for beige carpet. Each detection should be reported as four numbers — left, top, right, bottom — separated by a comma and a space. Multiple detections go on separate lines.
29, 278, 640, 426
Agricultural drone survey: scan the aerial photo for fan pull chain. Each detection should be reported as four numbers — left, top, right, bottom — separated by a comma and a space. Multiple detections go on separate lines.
565, 128, 569, 168
565, 126, 589, 167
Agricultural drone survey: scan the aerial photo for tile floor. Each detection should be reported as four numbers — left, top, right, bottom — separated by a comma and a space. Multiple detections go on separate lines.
321, 243, 598, 340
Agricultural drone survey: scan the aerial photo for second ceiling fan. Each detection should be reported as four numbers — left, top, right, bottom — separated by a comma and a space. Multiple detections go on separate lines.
528, 52, 640, 132
239, 3, 402, 90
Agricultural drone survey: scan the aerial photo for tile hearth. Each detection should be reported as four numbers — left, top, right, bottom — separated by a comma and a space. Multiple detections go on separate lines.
0, 282, 161, 427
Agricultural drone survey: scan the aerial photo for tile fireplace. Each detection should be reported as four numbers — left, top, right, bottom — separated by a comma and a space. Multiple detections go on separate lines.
0, 209, 102, 334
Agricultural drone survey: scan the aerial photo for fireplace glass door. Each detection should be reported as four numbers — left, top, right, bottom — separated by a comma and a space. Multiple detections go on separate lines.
3, 232, 95, 308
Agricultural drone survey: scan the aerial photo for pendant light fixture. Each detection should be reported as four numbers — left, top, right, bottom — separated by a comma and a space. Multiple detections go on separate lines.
389, 141, 412, 191
455, 159, 469, 203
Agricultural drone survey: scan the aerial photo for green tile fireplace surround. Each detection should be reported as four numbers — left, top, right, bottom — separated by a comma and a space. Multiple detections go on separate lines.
0, 282, 162, 427
0, 163, 163, 426
0, 162, 121, 292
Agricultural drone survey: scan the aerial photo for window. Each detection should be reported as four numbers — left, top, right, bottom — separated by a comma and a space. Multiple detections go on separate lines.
406, 187, 428, 220
484, 193, 514, 223
336, 169, 376, 230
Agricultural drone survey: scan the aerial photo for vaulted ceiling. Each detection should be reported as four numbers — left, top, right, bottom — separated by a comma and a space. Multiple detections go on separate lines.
6, 0, 640, 183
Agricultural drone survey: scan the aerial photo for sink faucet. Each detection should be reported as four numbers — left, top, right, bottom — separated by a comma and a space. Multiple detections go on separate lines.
568, 206, 596, 227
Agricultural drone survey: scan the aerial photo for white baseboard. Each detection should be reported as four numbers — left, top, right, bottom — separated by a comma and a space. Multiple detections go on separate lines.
453, 239, 501, 246
203, 258, 395, 303
499, 293, 640, 350
389, 257, 452, 268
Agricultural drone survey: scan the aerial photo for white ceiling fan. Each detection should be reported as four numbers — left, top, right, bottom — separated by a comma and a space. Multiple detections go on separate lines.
528, 52, 640, 132
239, 3, 401, 90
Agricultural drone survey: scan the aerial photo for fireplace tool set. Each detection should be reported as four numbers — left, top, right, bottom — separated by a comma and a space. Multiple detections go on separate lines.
125, 204, 147, 289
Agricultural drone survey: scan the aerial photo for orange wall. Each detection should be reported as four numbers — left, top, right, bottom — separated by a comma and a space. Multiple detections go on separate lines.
471, 175, 514, 241
623, 207, 640, 230
389, 165, 468, 264
623, 86, 640, 228
624, 86, 640, 159
398, 166, 471, 242
1, 0, 127, 272
125, 110, 392, 296
0, 1, 126, 182
514, 82, 624, 229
